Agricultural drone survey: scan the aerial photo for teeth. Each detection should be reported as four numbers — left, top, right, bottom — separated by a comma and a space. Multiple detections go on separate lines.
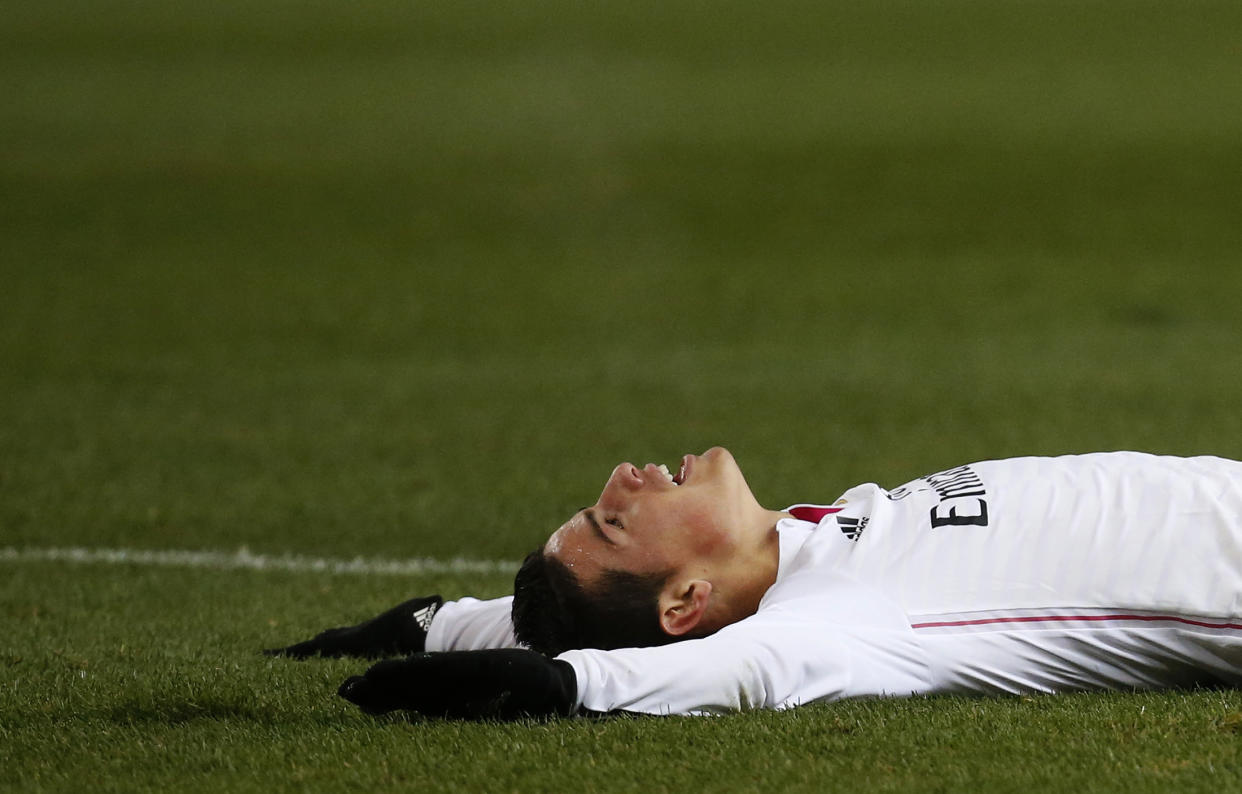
656, 463, 675, 484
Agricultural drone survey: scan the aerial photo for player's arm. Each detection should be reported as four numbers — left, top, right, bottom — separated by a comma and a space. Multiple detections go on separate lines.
334, 573, 931, 719
560, 574, 930, 715
335, 618, 854, 720
266, 595, 520, 659
560, 613, 928, 715
265, 595, 445, 659
425, 596, 519, 651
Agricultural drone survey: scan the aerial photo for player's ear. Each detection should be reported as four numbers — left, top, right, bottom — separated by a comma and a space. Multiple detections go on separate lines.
659, 579, 712, 637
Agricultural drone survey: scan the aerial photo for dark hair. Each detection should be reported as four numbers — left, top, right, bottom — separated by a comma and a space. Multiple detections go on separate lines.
511, 546, 677, 656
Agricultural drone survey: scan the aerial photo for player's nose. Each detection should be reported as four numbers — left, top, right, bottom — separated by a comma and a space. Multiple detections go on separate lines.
600, 462, 644, 501
615, 462, 645, 487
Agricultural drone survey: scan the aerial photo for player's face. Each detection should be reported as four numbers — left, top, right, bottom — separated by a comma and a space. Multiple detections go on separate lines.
545, 446, 760, 584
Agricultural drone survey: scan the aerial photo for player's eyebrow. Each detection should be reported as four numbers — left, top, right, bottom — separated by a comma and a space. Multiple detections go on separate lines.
583, 508, 617, 546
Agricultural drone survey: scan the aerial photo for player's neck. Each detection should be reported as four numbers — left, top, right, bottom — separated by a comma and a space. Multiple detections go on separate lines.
699, 511, 784, 633
746, 509, 785, 599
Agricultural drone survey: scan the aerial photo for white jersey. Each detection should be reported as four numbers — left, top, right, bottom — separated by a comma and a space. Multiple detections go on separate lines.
431, 452, 1242, 715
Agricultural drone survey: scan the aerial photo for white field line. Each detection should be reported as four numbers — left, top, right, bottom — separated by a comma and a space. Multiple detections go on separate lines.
0, 546, 519, 577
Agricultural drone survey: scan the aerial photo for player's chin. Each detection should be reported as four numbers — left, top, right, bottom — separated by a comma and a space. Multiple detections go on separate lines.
700, 446, 736, 471
710, 447, 749, 481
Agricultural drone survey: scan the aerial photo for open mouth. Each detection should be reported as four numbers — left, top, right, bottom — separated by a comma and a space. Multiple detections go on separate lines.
655, 457, 690, 485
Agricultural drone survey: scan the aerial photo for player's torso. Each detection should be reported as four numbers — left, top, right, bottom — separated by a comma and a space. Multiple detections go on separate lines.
796, 452, 1242, 621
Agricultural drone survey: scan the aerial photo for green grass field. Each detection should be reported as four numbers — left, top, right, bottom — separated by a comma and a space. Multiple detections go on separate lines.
4, 0, 1242, 790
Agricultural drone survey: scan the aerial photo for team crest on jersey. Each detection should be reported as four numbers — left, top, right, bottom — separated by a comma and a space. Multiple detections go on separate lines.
836, 515, 868, 542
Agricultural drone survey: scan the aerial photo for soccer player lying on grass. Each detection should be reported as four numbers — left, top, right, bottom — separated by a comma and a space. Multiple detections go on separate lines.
267, 447, 1242, 720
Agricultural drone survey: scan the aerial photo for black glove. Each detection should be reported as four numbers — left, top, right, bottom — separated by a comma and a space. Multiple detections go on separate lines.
338, 649, 578, 721
265, 595, 443, 659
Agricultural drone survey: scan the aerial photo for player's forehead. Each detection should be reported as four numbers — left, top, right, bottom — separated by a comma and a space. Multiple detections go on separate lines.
546, 508, 663, 584
544, 516, 574, 556
545, 511, 604, 570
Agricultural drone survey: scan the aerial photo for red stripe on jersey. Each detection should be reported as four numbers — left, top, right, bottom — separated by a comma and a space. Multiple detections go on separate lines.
911, 613, 1242, 631
788, 506, 845, 523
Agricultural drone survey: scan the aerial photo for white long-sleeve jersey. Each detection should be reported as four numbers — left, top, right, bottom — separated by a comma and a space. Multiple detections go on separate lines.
429, 452, 1242, 715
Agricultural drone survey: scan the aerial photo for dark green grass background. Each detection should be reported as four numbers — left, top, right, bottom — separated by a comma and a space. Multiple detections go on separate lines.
3, 0, 1242, 790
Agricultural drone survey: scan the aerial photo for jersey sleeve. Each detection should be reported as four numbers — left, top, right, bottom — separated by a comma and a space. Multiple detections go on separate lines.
557, 572, 932, 715
424, 596, 520, 651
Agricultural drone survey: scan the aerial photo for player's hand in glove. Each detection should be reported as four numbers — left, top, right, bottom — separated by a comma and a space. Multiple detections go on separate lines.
265, 595, 443, 659
338, 649, 578, 721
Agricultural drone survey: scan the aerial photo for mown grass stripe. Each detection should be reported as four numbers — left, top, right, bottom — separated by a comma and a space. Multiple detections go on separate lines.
0, 546, 519, 576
